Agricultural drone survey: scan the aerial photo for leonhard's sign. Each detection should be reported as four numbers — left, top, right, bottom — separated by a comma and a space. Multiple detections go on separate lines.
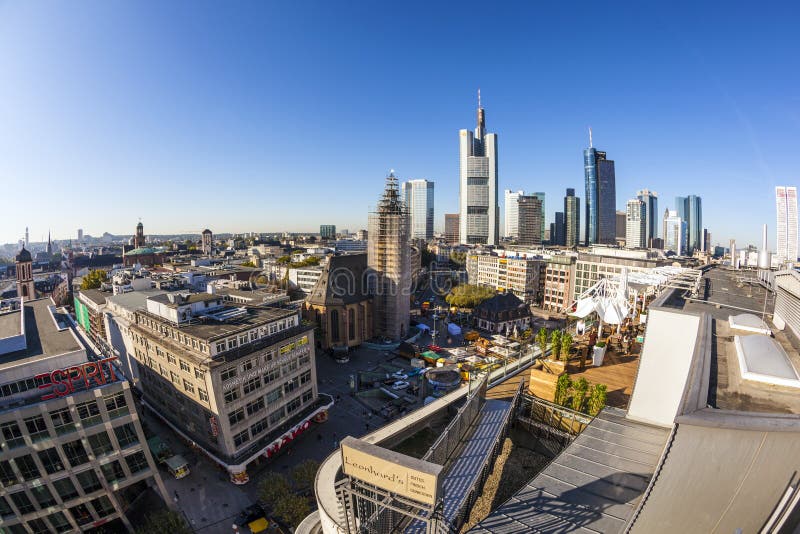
36, 356, 119, 400
340, 437, 443, 506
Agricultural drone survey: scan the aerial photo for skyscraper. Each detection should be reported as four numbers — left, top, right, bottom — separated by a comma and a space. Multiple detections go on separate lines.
320, 225, 336, 240
504, 189, 524, 239
583, 131, 616, 245
459, 91, 499, 245
368, 172, 411, 340
444, 214, 460, 244
517, 195, 543, 247
564, 188, 580, 248
663, 209, 686, 255
615, 210, 626, 241
401, 179, 434, 240
532, 192, 546, 240
553, 212, 566, 246
776, 186, 798, 263
625, 199, 646, 249
674, 195, 702, 254
636, 189, 659, 247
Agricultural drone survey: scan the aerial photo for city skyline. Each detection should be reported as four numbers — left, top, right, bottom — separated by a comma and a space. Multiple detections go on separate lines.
1, 2, 798, 247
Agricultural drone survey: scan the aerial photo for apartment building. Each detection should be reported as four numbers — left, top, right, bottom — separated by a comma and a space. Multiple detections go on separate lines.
466, 254, 545, 304
542, 255, 577, 312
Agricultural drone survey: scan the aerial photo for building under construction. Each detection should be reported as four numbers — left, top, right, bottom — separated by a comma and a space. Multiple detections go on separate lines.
368, 171, 411, 340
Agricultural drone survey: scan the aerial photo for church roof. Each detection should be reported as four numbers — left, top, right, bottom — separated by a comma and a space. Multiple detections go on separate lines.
306, 253, 371, 307
126, 247, 159, 256
15, 247, 31, 263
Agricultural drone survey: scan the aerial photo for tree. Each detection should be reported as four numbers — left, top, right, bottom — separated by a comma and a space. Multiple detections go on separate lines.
241, 261, 256, 268
449, 251, 467, 267
587, 384, 608, 416
571, 377, 589, 412
258, 472, 292, 509
80, 270, 107, 290
555, 374, 572, 406
445, 284, 495, 308
535, 327, 549, 359
291, 459, 320, 493
560, 332, 573, 363
550, 330, 562, 361
273, 493, 311, 528
134, 509, 191, 534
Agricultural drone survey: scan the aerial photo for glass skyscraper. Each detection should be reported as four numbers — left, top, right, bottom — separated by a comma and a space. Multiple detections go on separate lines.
564, 188, 580, 248
636, 189, 659, 247
401, 179, 434, 240
584, 143, 616, 245
674, 195, 702, 254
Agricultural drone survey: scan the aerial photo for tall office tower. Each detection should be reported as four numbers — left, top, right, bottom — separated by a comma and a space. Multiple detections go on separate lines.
625, 199, 647, 249
703, 229, 711, 254
459, 91, 499, 245
532, 192, 546, 240
444, 214, 460, 243
776, 186, 798, 263
663, 209, 686, 255
686, 195, 702, 253
25, 226, 29, 247
368, 172, 411, 340
615, 211, 627, 240
77, 228, 83, 242
401, 179, 434, 240
504, 189, 524, 239
564, 188, 580, 248
636, 189, 659, 246
320, 225, 336, 240
553, 212, 566, 246
517, 195, 543, 246
583, 131, 616, 245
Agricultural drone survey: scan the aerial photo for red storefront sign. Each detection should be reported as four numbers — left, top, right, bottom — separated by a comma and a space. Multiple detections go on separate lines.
35, 356, 118, 400
209, 416, 219, 437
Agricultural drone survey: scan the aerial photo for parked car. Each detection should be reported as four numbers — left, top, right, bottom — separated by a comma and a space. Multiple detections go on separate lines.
392, 381, 410, 391
391, 371, 409, 380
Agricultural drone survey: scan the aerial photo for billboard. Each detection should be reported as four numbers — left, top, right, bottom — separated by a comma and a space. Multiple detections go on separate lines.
340, 437, 442, 506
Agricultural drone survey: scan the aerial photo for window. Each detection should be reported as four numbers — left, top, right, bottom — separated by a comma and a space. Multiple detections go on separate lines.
124, 451, 149, 474
91, 495, 115, 517
0, 495, 13, 518
268, 407, 285, 425
239, 334, 248, 346
299, 353, 311, 367
14, 454, 40, 480
194, 367, 205, 380
69, 502, 94, 525
300, 370, 312, 386
53, 477, 79, 501
246, 397, 265, 416
227, 338, 237, 350
223, 388, 240, 404
38, 448, 65, 474
27, 518, 49, 534
198, 389, 209, 402
221, 367, 237, 381
263, 367, 280, 384
250, 418, 268, 436
283, 376, 299, 395
0, 460, 17, 486
228, 408, 244, 426
24, 416, 49, 442
183, 379, 195, 394
30, 485, 56, 507
105, 392, 128, 418
281, 359, 298, 375
167, 354, 176, 365
63, 440, 90, 467
47, 511, 72, 533
286, 397, 302, 414
76, 469, 102, 493
302, 388, 314, 404
50, 407, 75, 435
250, 330, 258, 342
233, 430, 249, 447
113, 424, 138, 449
88, 432, 114, 457
100, 460, 125, 483
216, 341, 225, 353
242, 358, 254, 372
243, 376, 261, 395
1, 421, 24, 449
10, 490, 35, 514
179, 360, 190, 373
266, 387, 282, 405
76, 400, 102, 427
170, 371, 180, 384
264, 350, 274, 363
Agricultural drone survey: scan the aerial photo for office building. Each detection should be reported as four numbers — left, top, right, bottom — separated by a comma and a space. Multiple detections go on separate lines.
663, 209, 687, 255
503, 190, 524, 239
626, 199, 647, 249
0, 297, 169, 533
77, 229, 83, 242
542, 255, 576, 312
532, 192, 546, 240
573, 247, 670, 298
319, 225, 336, 240
288, 266, 324, 295
444, 214, 460, 244
459, 92, 499, 245
517, 195, 543, 247
674, 195, 703, 254
776, 186, 798, 264
583, 133, 616, 245
130, 292, 327, 484
552, 212, 565, 246
401, 179, 434, 241
636, 189, 659, 247
356, 229, 368, 241
703, 229, 711, 254
368, 172, 411, 340
564, 188, 580, 248
616, 210, 626, 241
466, 253, 545, 304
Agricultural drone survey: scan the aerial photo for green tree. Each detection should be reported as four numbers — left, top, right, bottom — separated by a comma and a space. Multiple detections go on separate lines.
587, 384, 608, 416
273, 493, 311, 528
258, 472, 291, 509
560, 332, 573, 363
550, 330, 562, 361
449, 251, 467, 267
80, 270, 107, 290
241, 261, 256, 268
134, 509, 191, 534
445, 284, 495, 308
571, 377, 589, 412
535, 327, 549, 359
555, 374, 572, 406
291, 459, 320, 493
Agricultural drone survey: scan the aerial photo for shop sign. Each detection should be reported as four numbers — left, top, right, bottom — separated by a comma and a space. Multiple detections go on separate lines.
36, 356, 118, 400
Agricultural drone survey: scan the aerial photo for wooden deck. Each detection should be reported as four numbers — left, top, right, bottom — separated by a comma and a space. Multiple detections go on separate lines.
487, 345, 641, 409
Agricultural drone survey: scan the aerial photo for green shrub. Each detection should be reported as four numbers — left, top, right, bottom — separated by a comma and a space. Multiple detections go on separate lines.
571, 378, 589, 412
587, 384, 608, 416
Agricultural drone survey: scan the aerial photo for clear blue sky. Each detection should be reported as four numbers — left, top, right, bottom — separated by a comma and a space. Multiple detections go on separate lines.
1, 1, 798, 248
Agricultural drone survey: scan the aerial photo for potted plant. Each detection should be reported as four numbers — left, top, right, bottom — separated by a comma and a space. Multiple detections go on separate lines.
529, 327, 565, 401
592, 340, 607, 366
560, 332, 573, 364
550, 330, 562, 361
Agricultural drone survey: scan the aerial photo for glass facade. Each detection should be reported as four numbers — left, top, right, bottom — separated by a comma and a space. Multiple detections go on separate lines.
584, 148, 616, 245
584, 148, 598, 245
402, 179, 435, 240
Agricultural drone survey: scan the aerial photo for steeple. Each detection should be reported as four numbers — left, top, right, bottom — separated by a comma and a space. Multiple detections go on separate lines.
46, 230, 52, 255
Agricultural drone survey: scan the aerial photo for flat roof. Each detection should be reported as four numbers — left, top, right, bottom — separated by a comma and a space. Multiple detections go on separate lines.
79, 288, 109, 306
139, 305, 298, 342
0, 310, 20, 339
149, 292, 221, 308
105, 289, 168, 311
0, 298, 83, 368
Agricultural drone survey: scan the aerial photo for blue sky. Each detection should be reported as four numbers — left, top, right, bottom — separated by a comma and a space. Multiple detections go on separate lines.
1, 1, 798, 248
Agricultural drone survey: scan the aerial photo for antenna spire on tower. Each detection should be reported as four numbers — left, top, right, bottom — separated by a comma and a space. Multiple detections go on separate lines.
478, 88, 481, 109
589, 127, 593, 148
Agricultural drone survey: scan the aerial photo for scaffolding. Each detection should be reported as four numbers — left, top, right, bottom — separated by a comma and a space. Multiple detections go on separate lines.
368, 171, 412, 340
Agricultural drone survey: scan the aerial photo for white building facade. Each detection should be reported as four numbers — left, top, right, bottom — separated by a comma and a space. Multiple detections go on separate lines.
626, 198, 647, 249
776, 186, 798, 264
401, 179, 435, 241
504, 189, 524, 239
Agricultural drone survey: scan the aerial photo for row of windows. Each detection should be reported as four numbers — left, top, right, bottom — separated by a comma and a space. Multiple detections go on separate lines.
135, 315, 208, 354
231, 388, 314, 449
219, 335, 309, 382
213, 316, 299, 355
